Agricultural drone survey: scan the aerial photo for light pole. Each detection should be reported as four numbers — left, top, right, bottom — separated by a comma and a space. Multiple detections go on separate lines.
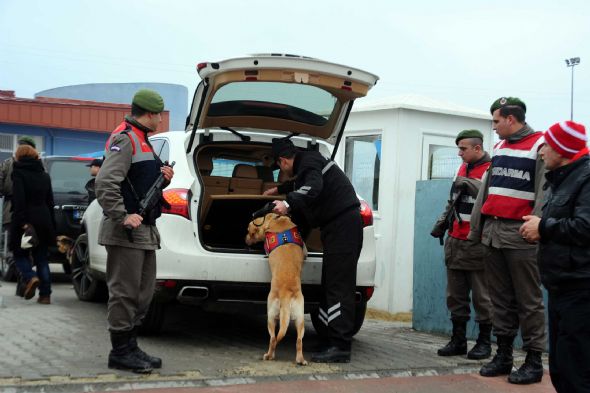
565, 57, 581, 121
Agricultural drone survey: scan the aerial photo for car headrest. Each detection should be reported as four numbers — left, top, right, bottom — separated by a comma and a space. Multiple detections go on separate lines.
197, 154, 213, 175
256, 166, 275, 182
232, 164, 258, 179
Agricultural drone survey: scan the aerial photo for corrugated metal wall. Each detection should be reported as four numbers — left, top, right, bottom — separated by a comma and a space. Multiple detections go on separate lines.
0, 98, 169, 133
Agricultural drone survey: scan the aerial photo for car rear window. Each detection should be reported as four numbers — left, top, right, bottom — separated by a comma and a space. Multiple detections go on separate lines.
211, 158, 279, 181
47, 160, 90, 194
209, 82, 336, 126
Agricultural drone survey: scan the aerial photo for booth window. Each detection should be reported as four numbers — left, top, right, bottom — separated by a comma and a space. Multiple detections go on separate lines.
344, 134, 381, 211
429, 145, 461, 179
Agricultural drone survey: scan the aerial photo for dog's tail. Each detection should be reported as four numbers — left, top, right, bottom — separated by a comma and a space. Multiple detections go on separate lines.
276, 292, 292, 343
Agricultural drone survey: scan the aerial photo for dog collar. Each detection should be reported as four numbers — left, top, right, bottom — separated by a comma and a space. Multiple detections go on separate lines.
264, 228, 304, 255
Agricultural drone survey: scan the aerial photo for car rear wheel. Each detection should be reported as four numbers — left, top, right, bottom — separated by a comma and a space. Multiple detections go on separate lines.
71, 234, 108, 302
310, 300, 367, 338
0, 255, 17, 282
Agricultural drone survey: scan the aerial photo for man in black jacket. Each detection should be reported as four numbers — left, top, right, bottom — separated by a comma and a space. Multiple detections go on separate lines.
264, 138, 362, 363
84, 158, 103, 204
520, 120, 590, 393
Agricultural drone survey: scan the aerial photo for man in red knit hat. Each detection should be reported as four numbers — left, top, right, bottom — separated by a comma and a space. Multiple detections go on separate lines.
520, 120, 590, 393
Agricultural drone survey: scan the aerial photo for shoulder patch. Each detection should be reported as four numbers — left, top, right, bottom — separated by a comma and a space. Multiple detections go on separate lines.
110, 145, 121, 152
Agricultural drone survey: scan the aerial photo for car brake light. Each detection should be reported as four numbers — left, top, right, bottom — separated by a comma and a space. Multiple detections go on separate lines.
365, 286, 375, 301
162, 188, 189, 219
359, 200, 373, 227
156, 279, 177, 288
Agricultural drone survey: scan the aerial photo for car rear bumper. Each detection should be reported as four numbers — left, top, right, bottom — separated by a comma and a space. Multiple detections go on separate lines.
153, 279, 374, 315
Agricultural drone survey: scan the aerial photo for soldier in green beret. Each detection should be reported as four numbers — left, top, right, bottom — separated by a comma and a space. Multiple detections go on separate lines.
96, 88, 173, 373
469, 96, 546, 384
431, 129, 493, 360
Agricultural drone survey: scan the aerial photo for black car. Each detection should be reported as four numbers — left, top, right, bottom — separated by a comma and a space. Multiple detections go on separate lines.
0, 156, 94, 280
44, 156, 95, 273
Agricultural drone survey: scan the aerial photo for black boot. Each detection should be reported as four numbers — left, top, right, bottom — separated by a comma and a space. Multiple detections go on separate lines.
311, 343, 351, 363
508, 350, 543, 384
480, 335, 514, 377
467, 323, 492, 360
130, 327, 162, 368
437, 320, 467, 356
108, 331, 153, 374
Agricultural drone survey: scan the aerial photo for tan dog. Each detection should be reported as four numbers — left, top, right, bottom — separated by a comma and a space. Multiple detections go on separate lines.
56, 235, 74, 257
245, 213, 307, 365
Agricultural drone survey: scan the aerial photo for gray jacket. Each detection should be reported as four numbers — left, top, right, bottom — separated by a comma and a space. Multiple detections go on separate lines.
95, 133, 160, 250
0, 157, 15, 225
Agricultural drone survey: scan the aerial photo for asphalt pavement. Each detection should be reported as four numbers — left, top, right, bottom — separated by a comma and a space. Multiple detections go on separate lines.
0, 278, 554, 393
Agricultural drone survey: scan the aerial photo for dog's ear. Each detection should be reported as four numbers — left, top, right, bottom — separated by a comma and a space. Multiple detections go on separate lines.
262, 213, 276, 232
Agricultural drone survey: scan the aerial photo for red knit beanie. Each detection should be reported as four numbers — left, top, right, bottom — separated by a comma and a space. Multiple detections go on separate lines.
544, 121, 588, 159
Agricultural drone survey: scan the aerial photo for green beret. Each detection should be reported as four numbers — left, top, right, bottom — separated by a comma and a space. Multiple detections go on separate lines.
132, 89, 164, 113
455, 129, 483, 145
490, 96, 526, 114
17, 136, 36, 148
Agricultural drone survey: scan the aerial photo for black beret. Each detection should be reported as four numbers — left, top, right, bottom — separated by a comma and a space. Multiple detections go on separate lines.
86, 158, 103, 167
272, 138, 297, 160
490, 96, 526, 114
455, 129, 483, 145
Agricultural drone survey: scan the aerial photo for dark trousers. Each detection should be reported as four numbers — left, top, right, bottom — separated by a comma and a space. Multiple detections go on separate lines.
14, 243, 51, 296
446, 268, 492, 324
318, 209, 363, 349
105, 245, 156, 332
485, 246, 546, 351
548, 289, 590, 393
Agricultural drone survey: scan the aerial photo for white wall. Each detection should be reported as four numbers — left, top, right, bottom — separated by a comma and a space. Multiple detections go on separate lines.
338, 108, 492, 314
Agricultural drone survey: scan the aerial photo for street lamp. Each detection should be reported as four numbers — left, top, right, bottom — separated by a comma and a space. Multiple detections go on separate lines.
565, 57, 581, 121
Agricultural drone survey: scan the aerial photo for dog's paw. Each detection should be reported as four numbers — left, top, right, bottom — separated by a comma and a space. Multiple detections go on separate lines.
296, 358, 308, 366
263, 353, 274, 361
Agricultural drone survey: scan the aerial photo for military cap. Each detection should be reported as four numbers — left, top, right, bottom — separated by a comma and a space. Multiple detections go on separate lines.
17, 136, 36, 148
86, 158, 103, 167
272, 138, 297, 160
132, 89, 164, 113
455, 129, 484, 145
490, 96, 526, 114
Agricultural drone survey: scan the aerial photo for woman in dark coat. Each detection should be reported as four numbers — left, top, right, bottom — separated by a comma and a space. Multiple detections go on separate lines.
10, 144, 56, 303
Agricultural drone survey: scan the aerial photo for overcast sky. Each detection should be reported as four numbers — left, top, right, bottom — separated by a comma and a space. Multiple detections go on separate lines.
1, 0, 589, 131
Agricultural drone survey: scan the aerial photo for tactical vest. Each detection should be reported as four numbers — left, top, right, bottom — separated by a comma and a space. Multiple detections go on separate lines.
481, 132, 544, 220
448, 160, 490, 240
106, 121, 162, 225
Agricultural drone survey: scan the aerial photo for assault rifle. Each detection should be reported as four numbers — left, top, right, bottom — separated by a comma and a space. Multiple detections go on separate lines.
137, 161, 175, 216
431, 189, 463, 246
125, 161, 175, 242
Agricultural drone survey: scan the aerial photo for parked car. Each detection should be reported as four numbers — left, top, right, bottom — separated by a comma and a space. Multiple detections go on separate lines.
72, 54, 379, 335
44, 156, 95, 273
0, 156, 93, 280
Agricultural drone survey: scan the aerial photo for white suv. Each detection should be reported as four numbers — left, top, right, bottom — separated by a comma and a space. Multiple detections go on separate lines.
72, 54, 379, 335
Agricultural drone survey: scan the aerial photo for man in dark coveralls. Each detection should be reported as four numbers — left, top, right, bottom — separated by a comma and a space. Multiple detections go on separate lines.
264, 138, 362, 363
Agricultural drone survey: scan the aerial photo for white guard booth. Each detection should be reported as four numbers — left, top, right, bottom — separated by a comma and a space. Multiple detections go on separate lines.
334, 94, 493, 315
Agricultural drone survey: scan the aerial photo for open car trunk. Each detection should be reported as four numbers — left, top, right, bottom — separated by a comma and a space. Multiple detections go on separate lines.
194, 142, 324, 254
